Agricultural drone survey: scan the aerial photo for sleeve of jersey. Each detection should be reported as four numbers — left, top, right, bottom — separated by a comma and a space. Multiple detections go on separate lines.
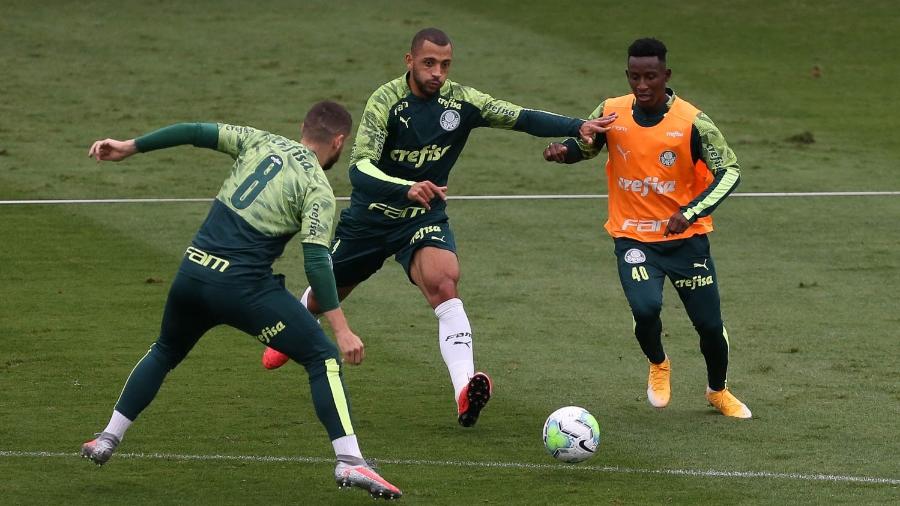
134, 123, 219, 153
301, 244, 340, 312
347, 87, 413, 199
680, 113, 742, 222
215, 124, 262, 160
349, 161, 414, 200
461, 85, 585, 137
513, 110, 583, 137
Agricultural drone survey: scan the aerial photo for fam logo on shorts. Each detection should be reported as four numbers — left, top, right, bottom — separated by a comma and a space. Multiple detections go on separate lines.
659, 150, 676, 167
624, 248, 646, 264
440, 110, 461, 131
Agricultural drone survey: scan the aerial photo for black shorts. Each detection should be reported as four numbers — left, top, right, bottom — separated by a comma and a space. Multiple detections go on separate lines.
329, 210, 457, 286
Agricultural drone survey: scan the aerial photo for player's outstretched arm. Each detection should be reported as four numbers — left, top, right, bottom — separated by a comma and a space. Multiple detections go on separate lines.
88, 139, 138, 162
89, 123, 219, 163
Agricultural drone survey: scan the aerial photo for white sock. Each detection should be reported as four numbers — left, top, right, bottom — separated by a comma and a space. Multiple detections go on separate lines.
102, 410, 133, 441
300, 286, 321, 323
332, 434, 363, 459
434, 298, 474, 401
300, 286, 313, 311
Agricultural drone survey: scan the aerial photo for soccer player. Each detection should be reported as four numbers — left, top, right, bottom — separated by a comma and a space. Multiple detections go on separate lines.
80, 102, 403, 499
543, 38, 751, 418
261, 28, 617, 427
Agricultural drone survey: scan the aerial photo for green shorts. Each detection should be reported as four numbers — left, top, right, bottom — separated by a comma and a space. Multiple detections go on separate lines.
613, 234, 722, 327
159, 266, 339, 366
330, 210, 457, 286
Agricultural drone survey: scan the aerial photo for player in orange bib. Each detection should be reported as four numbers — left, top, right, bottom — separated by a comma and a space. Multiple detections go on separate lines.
544, 38, 751, 418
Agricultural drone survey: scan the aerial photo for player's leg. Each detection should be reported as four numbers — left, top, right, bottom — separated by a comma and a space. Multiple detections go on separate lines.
261, 227, 387, 370
614, 238, 670, 407
399, 221, 491, 427
82, 274, 216, 465
670, 235, 750, 418
232, 280, 401, 498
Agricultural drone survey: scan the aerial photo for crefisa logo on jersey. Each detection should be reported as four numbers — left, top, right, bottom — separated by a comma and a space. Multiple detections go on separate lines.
440, 110, 460, 131
624, 248, 646, 264
659, 150, 676, 167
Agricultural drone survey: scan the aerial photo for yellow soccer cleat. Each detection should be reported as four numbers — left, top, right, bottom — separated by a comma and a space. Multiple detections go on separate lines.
647, 356, 671, 408
705, 386, 752, 418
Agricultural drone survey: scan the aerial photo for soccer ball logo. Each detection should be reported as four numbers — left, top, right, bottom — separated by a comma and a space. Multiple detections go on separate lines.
542, 406, 600, 463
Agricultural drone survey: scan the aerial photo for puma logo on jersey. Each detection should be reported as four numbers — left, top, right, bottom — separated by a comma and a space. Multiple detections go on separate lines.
693, 259, 709, 270
429, 235, 446, 243
616, 144, 631, 162
399, 116, 411, 129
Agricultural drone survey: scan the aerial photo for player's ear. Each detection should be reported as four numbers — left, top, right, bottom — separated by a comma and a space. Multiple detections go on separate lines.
333, 133, 346, 151
405, 52, 414, 71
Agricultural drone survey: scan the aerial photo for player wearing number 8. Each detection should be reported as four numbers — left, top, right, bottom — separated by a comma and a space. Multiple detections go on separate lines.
80, 102, 402, 499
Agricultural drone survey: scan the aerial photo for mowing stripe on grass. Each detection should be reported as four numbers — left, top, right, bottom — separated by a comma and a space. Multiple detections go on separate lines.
1, 191, 898, 206
2, 450, 897, 485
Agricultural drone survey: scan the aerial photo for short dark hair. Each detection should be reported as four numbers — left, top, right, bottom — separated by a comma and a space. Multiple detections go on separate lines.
628, 38, 667, 62
411, 27, 452, 54
302, 101, 352, 144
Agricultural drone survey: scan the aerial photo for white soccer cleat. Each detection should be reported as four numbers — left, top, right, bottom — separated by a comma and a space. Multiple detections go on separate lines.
334, 455, 402, 500
80, 432, 120, 466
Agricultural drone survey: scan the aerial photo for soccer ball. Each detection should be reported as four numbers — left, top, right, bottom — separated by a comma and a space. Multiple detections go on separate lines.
542, 406, 600, 463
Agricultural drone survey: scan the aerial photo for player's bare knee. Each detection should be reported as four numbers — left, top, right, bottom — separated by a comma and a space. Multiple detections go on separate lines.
422, 277, 458, 306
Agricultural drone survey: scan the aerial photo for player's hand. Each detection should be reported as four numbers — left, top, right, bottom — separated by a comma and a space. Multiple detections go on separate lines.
663, 211, 690, 237
407, 181, 448, 210
578, 113, 618, 145
543, 142, 569, 163
335, 328, 365, 365
88, 138, 138, 162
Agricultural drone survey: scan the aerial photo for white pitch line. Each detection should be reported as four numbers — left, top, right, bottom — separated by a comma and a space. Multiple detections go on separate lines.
0, 191, 898, 206
2, 450, 897, 485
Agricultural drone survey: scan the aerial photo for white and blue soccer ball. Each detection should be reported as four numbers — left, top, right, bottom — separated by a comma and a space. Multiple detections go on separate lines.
542, 406, 600, 463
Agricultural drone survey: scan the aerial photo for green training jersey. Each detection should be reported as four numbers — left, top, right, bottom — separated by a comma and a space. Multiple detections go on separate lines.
182, 124, 336, 283
345, 73, 583, 225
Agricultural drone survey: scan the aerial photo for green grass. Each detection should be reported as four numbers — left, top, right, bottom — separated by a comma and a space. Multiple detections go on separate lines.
1, 0, 898, 504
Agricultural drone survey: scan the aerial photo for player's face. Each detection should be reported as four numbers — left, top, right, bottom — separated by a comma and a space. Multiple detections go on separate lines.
406, 40, 452, 98
626, 56, 671, 111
